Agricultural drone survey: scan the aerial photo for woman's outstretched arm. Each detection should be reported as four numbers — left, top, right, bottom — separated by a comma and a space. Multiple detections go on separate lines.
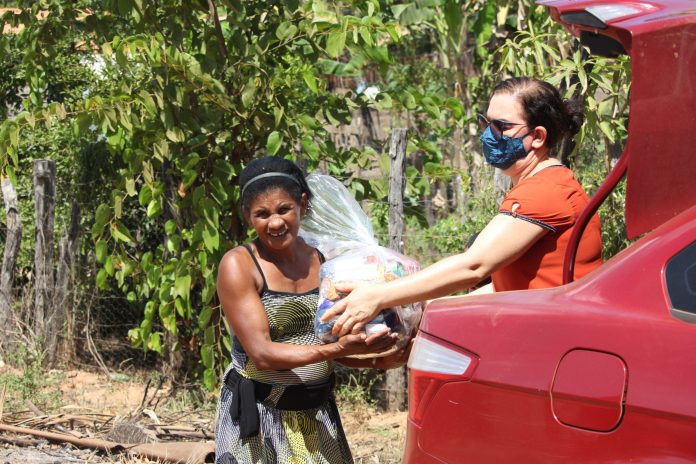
323, 213, 548, 337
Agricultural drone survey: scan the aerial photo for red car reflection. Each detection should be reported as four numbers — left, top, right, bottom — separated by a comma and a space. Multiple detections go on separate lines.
404, 1, 696, 462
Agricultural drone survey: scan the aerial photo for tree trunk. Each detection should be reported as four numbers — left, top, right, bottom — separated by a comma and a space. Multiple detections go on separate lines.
47, 200, 80, 366
388, 129, 407, 252
33, 160, 56, 347
0, 177, 22, 351
381, 128, 408, 412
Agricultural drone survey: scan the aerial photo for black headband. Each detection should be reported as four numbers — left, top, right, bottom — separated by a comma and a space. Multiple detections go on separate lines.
240, 172, 302, 200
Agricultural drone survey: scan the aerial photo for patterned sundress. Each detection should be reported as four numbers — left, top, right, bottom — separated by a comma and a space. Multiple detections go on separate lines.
215, 245, 353, 464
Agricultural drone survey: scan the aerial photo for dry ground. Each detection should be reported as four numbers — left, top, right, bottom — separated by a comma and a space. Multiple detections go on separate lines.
0, 367, 406, 463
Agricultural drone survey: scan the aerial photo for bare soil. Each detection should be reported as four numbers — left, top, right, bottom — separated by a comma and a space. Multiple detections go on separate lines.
0, 368, 407, 463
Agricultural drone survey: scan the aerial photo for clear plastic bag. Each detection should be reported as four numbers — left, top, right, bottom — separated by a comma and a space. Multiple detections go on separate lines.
300, 174, 422, 358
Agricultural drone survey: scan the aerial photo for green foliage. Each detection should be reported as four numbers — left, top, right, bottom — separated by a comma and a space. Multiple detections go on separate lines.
0, 0, 633, 392
0, 0, 417, 391
1, 345, 64, 413
334, 365, 378, 408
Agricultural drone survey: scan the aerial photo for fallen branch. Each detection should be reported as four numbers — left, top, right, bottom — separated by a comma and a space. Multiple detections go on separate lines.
0, 423, 215, 464
0, 434, 41, 447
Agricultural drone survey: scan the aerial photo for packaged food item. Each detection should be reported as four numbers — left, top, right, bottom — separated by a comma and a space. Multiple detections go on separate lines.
300, 174, 422, 358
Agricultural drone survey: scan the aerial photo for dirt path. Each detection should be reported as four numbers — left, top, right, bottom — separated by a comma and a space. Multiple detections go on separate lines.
0, 368, 407, 463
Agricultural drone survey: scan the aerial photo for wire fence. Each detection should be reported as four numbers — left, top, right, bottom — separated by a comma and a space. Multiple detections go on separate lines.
0, 220, 160, 373
0, 104, 498, 376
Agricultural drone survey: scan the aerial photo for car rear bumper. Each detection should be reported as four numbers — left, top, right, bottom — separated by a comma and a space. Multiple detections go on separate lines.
402, 417, 443, 464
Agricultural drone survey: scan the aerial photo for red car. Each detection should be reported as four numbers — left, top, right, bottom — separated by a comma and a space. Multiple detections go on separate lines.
404, 1, 696, 462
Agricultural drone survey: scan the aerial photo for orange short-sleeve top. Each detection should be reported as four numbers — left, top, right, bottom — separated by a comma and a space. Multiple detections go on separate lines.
491, 166, 602, 292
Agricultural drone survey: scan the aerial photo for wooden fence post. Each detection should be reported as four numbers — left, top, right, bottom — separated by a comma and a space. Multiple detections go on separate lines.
388, 128, 407, 252
33, 160, 56, 350
381, 128, 408, 412
0, 177, 22, 348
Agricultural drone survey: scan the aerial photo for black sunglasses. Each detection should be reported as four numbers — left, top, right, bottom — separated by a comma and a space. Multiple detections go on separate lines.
477, 113, 527, 140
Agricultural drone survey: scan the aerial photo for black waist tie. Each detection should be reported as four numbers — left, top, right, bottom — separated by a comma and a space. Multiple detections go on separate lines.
225, 369, 336, 439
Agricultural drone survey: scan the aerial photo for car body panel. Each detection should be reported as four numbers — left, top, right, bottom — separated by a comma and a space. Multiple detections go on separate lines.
551, 349, 627, 432
543, 0, 696, 238
404, 208, 696, 462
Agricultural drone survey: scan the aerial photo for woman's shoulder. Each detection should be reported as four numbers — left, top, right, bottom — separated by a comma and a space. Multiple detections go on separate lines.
220, 244, 253, 266
217, 245, 259, 287
502, 167, 586, 226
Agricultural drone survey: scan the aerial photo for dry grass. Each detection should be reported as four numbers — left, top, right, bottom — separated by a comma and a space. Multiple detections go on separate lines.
0, 366, 407, 464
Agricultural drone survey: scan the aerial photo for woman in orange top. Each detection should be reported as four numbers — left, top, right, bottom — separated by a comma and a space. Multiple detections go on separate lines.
322, 77, 602, 336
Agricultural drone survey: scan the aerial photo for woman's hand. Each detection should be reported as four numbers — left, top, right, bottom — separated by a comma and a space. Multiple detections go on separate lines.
320, 282, 384, 337
375, 337, 414, 370
335, 327, 397, 358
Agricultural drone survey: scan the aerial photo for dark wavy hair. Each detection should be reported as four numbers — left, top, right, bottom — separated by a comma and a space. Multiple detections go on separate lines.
239, 156, 312, 210
493, 77, 584, 151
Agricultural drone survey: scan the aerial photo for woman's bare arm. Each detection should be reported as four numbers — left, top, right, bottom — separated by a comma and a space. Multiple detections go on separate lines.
217, 247, 396, 371
324, 213, 548, 336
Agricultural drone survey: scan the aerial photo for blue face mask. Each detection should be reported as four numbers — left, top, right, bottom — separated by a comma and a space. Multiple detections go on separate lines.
479, 127, 532, 170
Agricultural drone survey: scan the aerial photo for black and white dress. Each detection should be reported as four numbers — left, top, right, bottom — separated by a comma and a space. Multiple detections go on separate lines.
215, 245, 353, 464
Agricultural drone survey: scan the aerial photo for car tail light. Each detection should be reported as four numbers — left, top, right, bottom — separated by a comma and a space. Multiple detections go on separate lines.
407, 333, 478, 424
556, 2, 656, 29
586, 4, 645, 22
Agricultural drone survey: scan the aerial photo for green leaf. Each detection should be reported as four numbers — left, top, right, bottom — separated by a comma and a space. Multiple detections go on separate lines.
273, 106, 285, 127
203, 225, 220, 252
175, 275, 191, 302
241, 80, 257, 108
266, 131, 282, 156
139, 90, 157, 116
182, 169, 198, 189
165, 219, 177, 235
297, 114, 321, 130
162, 314, 177, 334
105, 256, 114, 275
359, 26, 373, 46
202, 277, 216, 304
165, 127, 185, 143
302, 71, 318, 93
175, 296, 186, 317
276, 21, 298, 40
326, 29, 346, 58
201, 345, 214, 368
400, 90, 417, 110
205, 326, 216, 345
8, 123, 19, 147
125, 178, 137, 197
199, 306, 213, 329
147, 199, 162, 218
96, 240, 108, 264
203, 367, 216, 391
599, 121, 615, 143
114, 194, 123, 218
148, 332, 162, 353
159, 302, 173, 319
95, 204, 111, 229
96, 269, 108, 289
139, 185, 152, 206
144, 301, 156, 318
301, 136, 320, 159
111, 222, 135, 243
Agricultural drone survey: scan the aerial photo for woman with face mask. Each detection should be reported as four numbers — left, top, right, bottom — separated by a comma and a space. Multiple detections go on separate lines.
322, 77, 603, 337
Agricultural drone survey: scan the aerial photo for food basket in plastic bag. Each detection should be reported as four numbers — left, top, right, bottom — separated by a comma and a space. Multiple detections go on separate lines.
300, 174, 422, 358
